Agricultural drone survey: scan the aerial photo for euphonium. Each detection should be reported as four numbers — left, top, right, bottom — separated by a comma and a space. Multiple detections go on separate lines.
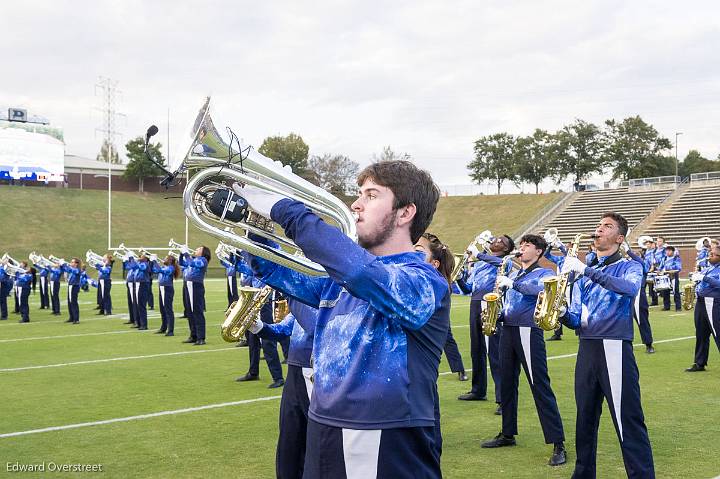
86, 250, 105, 265
481, 252, 519, 336
221, 285, 273, 342
215, 241, 236, 263
168, 238, 189, 251
534, 233, 595, 331
452, 231, 494, 281
48, 255, 66, 266
169, 97, 357, 277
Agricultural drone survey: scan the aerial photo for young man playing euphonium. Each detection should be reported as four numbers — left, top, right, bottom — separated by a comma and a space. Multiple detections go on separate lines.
234, 160, 449, 478
560, 212, 654, 479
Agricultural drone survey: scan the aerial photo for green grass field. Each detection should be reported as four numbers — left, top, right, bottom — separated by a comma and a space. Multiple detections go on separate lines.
1, 281, 717, 478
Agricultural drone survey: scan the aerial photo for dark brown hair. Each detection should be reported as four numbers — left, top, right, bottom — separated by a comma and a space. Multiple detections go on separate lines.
358, 160, 440, 243
200, 246, 211, 262
519, 234, 547, 252
601, 212, 629, 237
422, 232, 454, 290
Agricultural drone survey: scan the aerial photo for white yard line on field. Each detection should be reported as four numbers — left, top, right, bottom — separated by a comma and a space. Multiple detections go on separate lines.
0, 330, 146, 343
0, 334, 697, 439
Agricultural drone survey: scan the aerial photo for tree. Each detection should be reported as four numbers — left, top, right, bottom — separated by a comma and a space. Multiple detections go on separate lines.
513, 129, 556, 194
604, 116, 673, 180
468, 133, 517, 194
553, 119, 606, 186
96, 139, 120, 164
123, 137, 165, 192
308, 154, 360, 195
258, 133, 309, 176
371, 145, 412, 163
679, 150, 720, 176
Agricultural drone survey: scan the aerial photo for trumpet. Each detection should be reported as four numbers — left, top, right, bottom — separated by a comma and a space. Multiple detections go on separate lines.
534, 233, 596, 331
112, 251, 126, 260
169, 238, 190, 252
451, 231, 494, 281
86, 250, 105, 266
543, 227, 559, 246
482, 251, 520, 336
116, 243, 138, 259
221, 285, 273, 342
168, 250, 180, 260
170, 97, 356, 277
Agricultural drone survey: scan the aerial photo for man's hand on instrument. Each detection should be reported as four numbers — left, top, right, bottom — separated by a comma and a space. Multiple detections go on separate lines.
248, 318, 264, 334
561, 256, 586, 276
232, 183, 287, 219
496, 276, 514, 290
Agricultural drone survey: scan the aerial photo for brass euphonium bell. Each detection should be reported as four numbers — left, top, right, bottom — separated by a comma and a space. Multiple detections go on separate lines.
173, 97, 357, 277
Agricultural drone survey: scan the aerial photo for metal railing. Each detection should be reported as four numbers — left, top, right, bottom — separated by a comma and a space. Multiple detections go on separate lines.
690, 171, 720, 182
627, 176, 689, 241
512, 192, 573, 240
618, 175, 680, 189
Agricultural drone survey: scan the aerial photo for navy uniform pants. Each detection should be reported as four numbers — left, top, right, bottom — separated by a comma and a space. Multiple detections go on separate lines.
247, 302, 283, 380
39, 275, 49, 309
126, 281, 136, 324
158, 284, 175, 334
19, 285, 30, 322
226, 274, 238, 308
67, 284, 80, 323
134, 282, 149, 329
303, 420, 440, 479
187, 281, 205, 340
99, 278, 112, 314
469, 299, 502, 402
661, 272, 681, 311
500, 325, 564, 443
50, 279, 61, 314
693, 296, 720, 367
443, 324, 465, 373
147, 277, 155, 310
633, 287, 653, 346
572, 339, 654, 479
276, 364, 313, 479
0, 281, 10, 319
646, 279, 658, 305
182, 281, 191, 320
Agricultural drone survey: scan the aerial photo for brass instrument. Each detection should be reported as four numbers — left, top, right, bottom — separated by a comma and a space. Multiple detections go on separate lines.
168, 238, 190, 251
29, 252, 53, 268
116, 243, 138, 259
169, 97, 356, 277
1, 254, 26, 275
86, 250, 105, 266
451, 231, 494, 281
682, 259, 705, 311
1, 253, 21, 267
48, 255, 66, 266
168, 250, 180, 260
221, 285, 273, 342
543, 227, 559, 245
481, 252, 519, 336
534, 233, 595, 331
274, 298, 290, 323
215, 242, 236, 263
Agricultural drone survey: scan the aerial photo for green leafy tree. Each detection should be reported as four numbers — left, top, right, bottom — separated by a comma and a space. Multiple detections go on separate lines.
513, 129, 556, 194
371, 145, 412, 163
97, 139, 120, 164
123, 137, 165, 192
553, 119, 606, 186
308, 153, 360, 195
258, 133, 309, 176
679, 150, 720, 176
604, 116, 673, 180
468, 133, 517, 194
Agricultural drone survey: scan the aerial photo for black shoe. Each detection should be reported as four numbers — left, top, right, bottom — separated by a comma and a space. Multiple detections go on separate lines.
481, 432, 516, 448
662, 308, 670, 311
138, 327, 148, 330
236, 373, 259, 382
165, 332, 174, 336
458, 392, 487, 401
72, 321, 79, 324
547, 334, 562, 341
458, 372, 468, 381
194, 340, 206, 345
236, 339, 248, 347
94, 306, 101, 310
155, 330, 166, 334
130, 325, 139, 328
65, 319, 73, 323
494, 404, 502, 416
96, 311, 105, 315
685, 363, 706, 372
549, 443, 567, 466
18, 319, 29, 323
182, 337, 197, 344
0, 317, 6, 320
268, 378, 285, 389
123, 321, 133, 324
650, 302, 658, 306
646, 345, 655, 354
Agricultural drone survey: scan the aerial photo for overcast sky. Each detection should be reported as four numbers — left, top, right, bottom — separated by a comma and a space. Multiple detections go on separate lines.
3, 0, 720, 190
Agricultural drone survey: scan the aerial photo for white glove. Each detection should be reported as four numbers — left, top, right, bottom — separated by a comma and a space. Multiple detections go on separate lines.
232, 183, 288, 219
561, 256, 587, 276
496, 276, 514, 289
248, 318, 264, 334
553, 240, 564, 250
149, 254, 158, 262
467, 244, 480, 258
180, 246, 191, 255
691, 273, 705, 283
558, 305, 567, 317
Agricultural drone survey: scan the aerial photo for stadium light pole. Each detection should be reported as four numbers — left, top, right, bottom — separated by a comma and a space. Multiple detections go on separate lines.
674, 132, 682, 181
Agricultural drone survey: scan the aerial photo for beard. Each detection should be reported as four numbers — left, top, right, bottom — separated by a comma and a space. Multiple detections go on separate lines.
358, 209, 398, 251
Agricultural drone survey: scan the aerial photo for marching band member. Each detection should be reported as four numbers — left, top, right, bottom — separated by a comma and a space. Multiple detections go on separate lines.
180, 246, 210, 345
49, 261, 62, 315
147, 262, 155, 311
626, 243, 655, 353
16, 262, 33, 323
416, 233, 467, 381
220, 253, 239, 309
34, 261, 50, 310
61, 258, 82, 324
153, 254, 180, 336
697, 238, 711, 270
249, 298, 317, 478
560, 212, 654, 478
686, 241, 720, 372
123, 255, 137, 326
132, 255, 151, 331
544, 240, 568, 341
481, 234, 566, 467
659, 246, 682, 311
643, 240, 657, 306
0, 264, 11, 320
92, 254, 114, 315
235, 160, 449, 478
456, 234, 515, 408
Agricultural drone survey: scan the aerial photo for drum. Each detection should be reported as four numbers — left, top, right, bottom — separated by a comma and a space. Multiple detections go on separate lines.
654, 274, 672, 291
646, 272, 657, 285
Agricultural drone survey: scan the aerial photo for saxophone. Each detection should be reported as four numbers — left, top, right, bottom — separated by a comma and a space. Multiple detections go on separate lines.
220, 285, 273, 342
534, 233, 594, 331
682, 259, 703, 311
481, 253, 518, 336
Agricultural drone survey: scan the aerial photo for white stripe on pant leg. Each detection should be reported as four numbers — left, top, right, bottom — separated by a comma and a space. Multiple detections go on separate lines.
187, 281, 194, 312
227, 276, 232, 292
100, 279, 105, 298
633, 292, 640, 326
128, 283, 134, 303
40, 276, 46, 294
49, 281, 53, 296
484, 334, 489, 352
134, 283, 141, 304
302, 367, 314, 401
519, 326, 533, 385
602, 339, 624, 442
160, 286, 165, 307
342, 429, 381, 479
706, 298, 717, 337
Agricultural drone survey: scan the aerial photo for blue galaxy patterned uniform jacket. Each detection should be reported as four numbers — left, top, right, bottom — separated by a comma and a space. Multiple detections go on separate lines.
256, 299, 316, 368
696, 264, 720, 298
697, 248, 710, 269
251, 199, 450, 430
660, 254, 682, 273
181, 254, 208, 283
564, 256, 643, 341
500, 266, 553, 328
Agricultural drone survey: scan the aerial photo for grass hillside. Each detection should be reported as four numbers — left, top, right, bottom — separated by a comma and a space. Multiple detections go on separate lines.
0, 186, 562, 273
429, 192, 563, 254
